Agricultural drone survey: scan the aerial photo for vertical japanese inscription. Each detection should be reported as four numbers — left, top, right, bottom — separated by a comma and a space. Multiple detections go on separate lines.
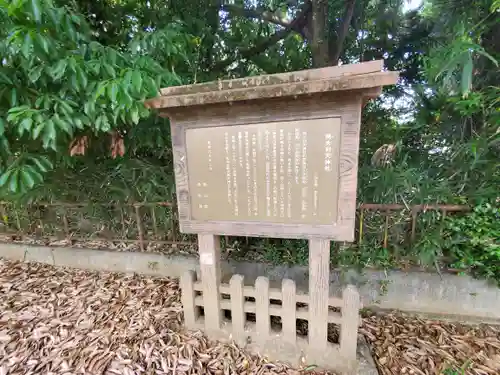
286, 131, 293, 219
244, 132, 251, 217
207, 140, 213, 171
251, 134, 258, 216
224, 133, 232, 205
279, 129, 285, 218
186, 118, 342, 224
301, 131, 308, 219
272, 130, 278, 217
231, 135, 238, 216
264, 130, 271, 217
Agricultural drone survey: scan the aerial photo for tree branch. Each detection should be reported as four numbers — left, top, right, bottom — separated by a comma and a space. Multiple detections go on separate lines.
221, 4, 291, 28
213, 1, 312, 72
330, 0, 356, 65
212, 28, 291, 72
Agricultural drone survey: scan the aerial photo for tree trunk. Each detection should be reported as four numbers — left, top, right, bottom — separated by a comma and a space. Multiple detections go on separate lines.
310, 0, 330, 68
330, 0, 356, 65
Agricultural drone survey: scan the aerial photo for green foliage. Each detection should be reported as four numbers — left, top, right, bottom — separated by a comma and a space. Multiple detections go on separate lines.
442, 360, 472, 375
425, 27, 498, 97
442, 204, 500, 284
0, 0, 186, 194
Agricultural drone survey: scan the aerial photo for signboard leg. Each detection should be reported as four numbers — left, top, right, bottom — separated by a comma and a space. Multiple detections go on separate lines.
198, 233, 222, 331
308, 238, 330, 351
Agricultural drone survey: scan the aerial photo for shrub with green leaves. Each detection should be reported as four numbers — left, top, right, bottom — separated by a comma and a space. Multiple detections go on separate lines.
443, 204, 500, 285
0, 0, 185, 194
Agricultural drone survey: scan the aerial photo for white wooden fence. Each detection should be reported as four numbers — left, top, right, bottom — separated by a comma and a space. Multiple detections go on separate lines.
180, 270, 361, 374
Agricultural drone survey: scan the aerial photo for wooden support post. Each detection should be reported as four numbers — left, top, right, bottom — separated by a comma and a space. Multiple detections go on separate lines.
308, 238, 330, 351
198, 234, 222, 331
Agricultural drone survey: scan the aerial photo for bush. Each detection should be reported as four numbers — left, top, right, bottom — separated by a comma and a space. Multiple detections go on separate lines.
443, 204, 500, 285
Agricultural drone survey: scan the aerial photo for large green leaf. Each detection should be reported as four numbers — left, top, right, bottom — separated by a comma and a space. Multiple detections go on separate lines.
29, 155, 53, 172
0, 70, 13, 84
30, 0, 42, 22
19, 118, 33, 136
461, 52, 473, 97
108, 82, 119, 102
51, 59, 67, 80
0, 169, 12, 187
132, 71, 142, 93
20, 169, 35, 189
8, 170, 19, 192
42, 119, 56, 149
21, 32, 32, 58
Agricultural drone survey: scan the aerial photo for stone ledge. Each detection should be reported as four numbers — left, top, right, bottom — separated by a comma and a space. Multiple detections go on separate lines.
1, 242, 499, 324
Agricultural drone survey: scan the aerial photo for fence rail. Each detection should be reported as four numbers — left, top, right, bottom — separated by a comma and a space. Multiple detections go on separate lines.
0, 201, 470, 258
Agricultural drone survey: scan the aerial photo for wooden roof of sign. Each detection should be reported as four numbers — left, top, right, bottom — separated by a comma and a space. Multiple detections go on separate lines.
144, 60, 398, 110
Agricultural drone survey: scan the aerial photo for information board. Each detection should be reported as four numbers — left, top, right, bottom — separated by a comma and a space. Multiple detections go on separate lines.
146, 60, 399, 240
186, 118, 341, 225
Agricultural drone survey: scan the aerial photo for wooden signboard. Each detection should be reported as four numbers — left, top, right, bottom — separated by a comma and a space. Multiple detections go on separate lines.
146, 60, 399, 241
146, 61, 399, 373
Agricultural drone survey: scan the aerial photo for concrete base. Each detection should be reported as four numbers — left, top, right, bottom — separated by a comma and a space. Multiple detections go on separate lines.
1, 243, 499, 324
357, 337, 379, 375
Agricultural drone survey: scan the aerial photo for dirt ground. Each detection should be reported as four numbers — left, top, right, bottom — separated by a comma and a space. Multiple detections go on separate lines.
0, 259, 499, 375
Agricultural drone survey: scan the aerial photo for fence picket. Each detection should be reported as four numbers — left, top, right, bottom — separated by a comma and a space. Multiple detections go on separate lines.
230, 274, 246, 345
340, 285, 361, 361
255, 276, 270, 338
179, 271, 362, 373
281, 278, 296, 343
180, 271, 197, 329
308, 239, 329, 351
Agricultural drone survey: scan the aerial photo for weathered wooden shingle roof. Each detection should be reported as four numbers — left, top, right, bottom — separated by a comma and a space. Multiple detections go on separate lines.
144, 60, 398, 109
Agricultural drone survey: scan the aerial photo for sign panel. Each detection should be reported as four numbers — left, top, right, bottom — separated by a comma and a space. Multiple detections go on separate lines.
186, 118, 342, 225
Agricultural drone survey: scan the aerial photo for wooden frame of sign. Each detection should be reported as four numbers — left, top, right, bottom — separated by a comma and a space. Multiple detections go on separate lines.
146, 60, 398, 242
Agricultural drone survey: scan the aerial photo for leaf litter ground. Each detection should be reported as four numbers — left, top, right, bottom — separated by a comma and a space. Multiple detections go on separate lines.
0, 259, 329, 375
361, 314, 500, 374
0, 259, 499, 375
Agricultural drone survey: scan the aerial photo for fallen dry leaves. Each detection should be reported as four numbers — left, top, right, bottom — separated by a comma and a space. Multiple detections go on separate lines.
0, 259, 331, 375
361, 313, 500, 375
1, 258, 499, 375
110, 131, 125, 159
